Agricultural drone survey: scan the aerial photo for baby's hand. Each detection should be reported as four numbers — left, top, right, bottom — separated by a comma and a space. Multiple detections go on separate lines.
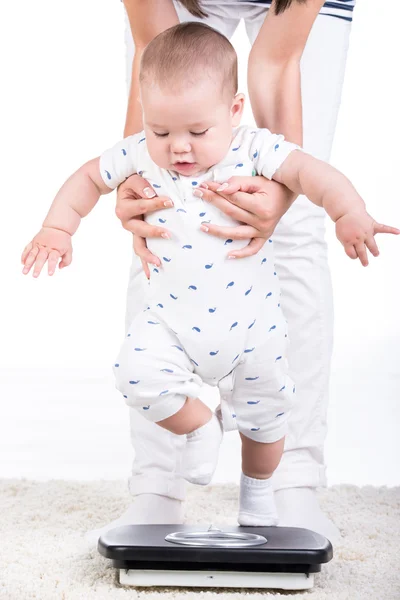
335, 211, 399, 266
21, 227, 73, 277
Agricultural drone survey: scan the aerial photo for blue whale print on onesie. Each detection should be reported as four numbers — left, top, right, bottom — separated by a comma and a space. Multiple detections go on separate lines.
106, 125, 298, 443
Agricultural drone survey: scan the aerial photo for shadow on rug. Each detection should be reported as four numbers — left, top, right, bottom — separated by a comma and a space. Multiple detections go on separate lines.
0, 481, 399, 599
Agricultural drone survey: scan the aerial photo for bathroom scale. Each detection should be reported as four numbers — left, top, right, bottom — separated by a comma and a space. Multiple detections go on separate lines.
98, 523, 333, 590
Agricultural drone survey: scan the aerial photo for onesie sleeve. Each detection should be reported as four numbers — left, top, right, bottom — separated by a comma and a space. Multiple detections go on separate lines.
249, 128, 302, 180
99, 132, 145, 190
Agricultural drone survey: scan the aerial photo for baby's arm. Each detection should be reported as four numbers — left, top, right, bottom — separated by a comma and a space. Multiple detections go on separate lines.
273, 151, 364, 221
21, 158, 113, 277
44, 158, 113, 234
273, 151, 399, 265
22, 136, 140, 277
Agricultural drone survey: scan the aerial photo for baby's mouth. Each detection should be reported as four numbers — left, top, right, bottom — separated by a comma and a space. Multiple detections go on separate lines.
173, 161, 197, 171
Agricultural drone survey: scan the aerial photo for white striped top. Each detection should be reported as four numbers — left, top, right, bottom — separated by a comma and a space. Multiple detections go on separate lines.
121, 1, 356, 22
240, 1, 356, 22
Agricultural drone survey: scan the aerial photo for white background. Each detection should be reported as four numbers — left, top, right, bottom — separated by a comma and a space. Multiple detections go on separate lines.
0, 1, 399, 486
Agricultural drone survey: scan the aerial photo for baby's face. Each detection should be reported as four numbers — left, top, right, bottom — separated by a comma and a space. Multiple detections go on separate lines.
140, 79, 244, 176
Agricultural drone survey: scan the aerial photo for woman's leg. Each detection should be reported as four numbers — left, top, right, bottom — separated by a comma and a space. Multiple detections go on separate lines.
85, 258, 185, 546
246, 9, 353, 539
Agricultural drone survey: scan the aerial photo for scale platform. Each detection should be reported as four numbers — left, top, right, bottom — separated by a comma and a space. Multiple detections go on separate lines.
98, 524, 333, 590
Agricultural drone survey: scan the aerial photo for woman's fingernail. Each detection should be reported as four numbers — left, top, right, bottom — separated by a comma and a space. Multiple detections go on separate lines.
164, 200, 174, 207
217, 182, 229, 192
228, 255, 236, 259
193, 189, 203, 198
199, 183, 208, 189
143, 187, 156, 198
161, 232, 171, 239
200, 225, 209, 232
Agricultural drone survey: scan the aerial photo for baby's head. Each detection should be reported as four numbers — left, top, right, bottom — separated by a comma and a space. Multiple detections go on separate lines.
139, 22, 244, 176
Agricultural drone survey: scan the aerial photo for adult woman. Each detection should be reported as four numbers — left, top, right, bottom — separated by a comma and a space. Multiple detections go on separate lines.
90, 0, 355, 543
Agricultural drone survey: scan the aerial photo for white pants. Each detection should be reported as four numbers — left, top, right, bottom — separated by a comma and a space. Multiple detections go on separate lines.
123, 1, 353, 499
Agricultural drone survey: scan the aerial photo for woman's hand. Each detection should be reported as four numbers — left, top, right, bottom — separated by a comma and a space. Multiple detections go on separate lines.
116, 174, 174, 278
195, 176, 297, 258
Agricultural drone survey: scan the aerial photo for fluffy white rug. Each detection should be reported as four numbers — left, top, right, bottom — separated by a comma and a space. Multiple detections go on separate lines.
0, 480, 399, 599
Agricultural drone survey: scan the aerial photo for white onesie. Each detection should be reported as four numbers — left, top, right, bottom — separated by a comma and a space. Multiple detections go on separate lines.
101, 125, 300, 443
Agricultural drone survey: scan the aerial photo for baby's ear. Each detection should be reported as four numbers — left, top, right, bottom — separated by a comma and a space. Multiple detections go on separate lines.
231, 93, 245, 126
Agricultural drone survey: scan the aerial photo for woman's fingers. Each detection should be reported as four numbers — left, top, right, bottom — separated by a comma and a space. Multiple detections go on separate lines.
228, 237, 266, 259
200, 177, 262, 195
133, 235, 161, 267
116, 173, 174, 220
118, 174, 158, 200
123, 216, 171, 239
200, 223, 261, 240
200, 180, 241, 195
195, 188, 257, 227
201, 181, 265, 214
201, 177, 281, 212
115, 196, 174, 221
141, 258, 150, 280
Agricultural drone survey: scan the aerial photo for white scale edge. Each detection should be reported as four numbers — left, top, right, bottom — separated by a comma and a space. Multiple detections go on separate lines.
119, 569, 315, 590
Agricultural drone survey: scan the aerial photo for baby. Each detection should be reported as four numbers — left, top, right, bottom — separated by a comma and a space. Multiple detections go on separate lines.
22, 23, 398, 527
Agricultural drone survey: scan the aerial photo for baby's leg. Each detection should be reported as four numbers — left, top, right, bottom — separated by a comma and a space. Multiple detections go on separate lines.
230, 337, 296, 526
158, 396, 213, 435
158, 398, 222, 485
114, 313, 222, 485
157, 396, 223, 486
238, 434, 284, 526
241, 433, 284, 480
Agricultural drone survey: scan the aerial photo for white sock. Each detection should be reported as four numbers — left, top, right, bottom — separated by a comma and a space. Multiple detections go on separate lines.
181, 412, 223, 485
274, 487, 341, 544
238, 473, 279, 526
84, 494, 183, 549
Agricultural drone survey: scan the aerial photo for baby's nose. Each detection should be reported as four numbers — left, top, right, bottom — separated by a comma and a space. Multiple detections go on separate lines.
171, 139, 191, 154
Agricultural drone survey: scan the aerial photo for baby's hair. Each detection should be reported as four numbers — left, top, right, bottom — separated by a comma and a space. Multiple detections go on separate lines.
177, 0, 307, 17
139, 22, 238, 101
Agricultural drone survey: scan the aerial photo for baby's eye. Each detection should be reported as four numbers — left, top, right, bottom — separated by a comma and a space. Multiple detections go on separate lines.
190, 130, 208, 136
154, 132, 169, 138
